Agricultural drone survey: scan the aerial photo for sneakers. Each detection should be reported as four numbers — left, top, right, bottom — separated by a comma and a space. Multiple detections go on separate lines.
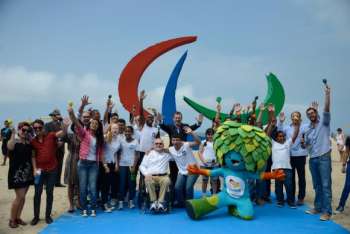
287, 202, 297, 209
128, 200, 135, 209
305, 208, 321, 215
150, 202, 157, 211
110, 199, 117, 210
320, 213, 331, 221
81, 210, 88, 217
118, 201, 124, 210
276, 201, 284, 208
334, 206, 344, 214
90, 210, 96, 217
104, 203, 112, 213
157, 202, 167, 212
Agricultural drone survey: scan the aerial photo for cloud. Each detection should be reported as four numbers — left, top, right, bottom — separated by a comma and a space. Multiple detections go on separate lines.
0, 66, 121, 111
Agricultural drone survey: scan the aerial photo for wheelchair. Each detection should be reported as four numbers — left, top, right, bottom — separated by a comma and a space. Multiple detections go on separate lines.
138, 174, 172, 214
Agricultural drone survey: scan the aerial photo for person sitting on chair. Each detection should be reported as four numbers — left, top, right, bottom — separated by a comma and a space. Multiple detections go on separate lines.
139, 138, 171, 212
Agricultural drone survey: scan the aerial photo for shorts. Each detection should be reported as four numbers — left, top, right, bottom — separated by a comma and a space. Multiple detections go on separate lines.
1, 143, 8, 156
200, 165, 219, 182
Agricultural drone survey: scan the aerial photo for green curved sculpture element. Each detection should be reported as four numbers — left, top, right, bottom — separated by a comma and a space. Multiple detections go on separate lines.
183, 73, 285, 125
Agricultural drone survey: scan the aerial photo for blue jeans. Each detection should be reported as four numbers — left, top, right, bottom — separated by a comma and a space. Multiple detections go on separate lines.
275, 169, 293, 203
174, 174, 198, 207
339, 160, 350, 207
309, 152, 332, 214
118, 166, 136, 201
78, 160, 99, 210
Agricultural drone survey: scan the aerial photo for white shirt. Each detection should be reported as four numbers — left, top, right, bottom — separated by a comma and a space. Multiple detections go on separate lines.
86, 136, 97, 161
137, 124, 158, 152
271, 139, 292, 170
104, 136, 121, 163
119, 138, 139, 166
169, 142, 197, 175
200, 141, 216, 165
139, 150, 171, 176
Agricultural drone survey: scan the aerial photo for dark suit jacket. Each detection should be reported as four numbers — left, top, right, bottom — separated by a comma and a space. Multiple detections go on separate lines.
159, 122, 201, 146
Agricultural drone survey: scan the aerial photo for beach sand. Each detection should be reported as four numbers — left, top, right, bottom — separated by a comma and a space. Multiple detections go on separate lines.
0, 141, 349, 234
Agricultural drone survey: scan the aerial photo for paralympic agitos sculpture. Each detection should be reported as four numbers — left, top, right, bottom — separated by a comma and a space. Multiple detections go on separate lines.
118, 36, 285, 125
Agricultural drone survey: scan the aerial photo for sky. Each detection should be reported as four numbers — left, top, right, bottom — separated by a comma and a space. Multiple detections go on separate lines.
0, 0, 349, 132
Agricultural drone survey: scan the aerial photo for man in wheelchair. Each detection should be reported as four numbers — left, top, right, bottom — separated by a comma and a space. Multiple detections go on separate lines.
139, 138, 171, 212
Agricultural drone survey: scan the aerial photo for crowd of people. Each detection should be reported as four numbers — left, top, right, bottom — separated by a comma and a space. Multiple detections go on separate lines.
0, 84, 349, 229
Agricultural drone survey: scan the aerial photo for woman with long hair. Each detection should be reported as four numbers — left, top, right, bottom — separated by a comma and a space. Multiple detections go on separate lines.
68, 106, 105, 217
7, 122, 34, 228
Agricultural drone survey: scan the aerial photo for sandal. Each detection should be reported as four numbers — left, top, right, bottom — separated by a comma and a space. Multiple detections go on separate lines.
16, 218, 27, 225
9, 220, 18, 228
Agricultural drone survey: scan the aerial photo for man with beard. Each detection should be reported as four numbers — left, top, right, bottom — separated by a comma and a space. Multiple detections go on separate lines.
302, 85, 332, 221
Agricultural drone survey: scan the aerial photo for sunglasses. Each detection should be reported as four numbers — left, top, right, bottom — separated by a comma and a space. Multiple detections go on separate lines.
33, 126, 43, 130
21, 128, 29, 133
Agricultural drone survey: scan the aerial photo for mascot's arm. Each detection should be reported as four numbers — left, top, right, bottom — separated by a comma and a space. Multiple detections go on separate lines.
260, 169, 285, 181
187, 164, 224, 177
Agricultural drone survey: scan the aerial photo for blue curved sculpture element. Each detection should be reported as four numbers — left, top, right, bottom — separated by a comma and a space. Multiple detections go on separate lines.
161, 51, 188, 124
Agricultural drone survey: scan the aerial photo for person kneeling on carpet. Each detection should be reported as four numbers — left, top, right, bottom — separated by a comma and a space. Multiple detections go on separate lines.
139, 138, 171, 212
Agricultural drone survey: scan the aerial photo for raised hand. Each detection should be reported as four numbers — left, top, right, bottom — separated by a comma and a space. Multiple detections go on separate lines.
233, 103, 242, 114
81, 95, 91, 107
267, 103, 275, 112
258, 103, 266, 111
156, 112, 163, 122
196, 114, 203, 124
279, 112, 286, 123
311, 101, 319, 111
139, 90, 146, 100
216, 103, 222, 112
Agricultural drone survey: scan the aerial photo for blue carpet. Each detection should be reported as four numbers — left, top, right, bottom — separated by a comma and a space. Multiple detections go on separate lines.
41, 198, 349, 234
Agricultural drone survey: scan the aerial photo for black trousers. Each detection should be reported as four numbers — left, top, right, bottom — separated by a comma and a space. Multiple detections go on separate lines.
290, 156, 306, 201
101, 162, 119, 204
55, 149, 65, 185
34, 169, 57, 218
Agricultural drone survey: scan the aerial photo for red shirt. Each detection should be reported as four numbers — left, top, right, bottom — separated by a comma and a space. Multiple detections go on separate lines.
31, 132, 58, 172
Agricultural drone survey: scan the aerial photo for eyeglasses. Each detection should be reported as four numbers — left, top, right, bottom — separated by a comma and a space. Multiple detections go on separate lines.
155, 142, 163, 145
33, 126, 43, 131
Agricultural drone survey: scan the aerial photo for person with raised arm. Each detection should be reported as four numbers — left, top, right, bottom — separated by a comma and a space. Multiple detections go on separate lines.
266, 105, 300, 208
30, 118, 68, 225
278, 110, 309, 206
301, 85, 332, 221
7, 122, 34, 228
169, 127, 201, 208
67, 105, 105, 218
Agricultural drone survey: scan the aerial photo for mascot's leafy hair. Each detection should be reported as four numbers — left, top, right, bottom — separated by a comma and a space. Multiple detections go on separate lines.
213, 120, 271, 173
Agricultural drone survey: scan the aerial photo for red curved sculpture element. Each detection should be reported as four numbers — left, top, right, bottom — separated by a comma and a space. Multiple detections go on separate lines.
118, 36, 197, 116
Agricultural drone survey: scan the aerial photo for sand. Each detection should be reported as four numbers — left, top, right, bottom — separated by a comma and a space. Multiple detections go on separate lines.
0, 141, 349, 234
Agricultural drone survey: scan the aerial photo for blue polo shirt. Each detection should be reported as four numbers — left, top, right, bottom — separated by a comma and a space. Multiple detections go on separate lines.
278, 123, 309, 157
304, 112, 331, 158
